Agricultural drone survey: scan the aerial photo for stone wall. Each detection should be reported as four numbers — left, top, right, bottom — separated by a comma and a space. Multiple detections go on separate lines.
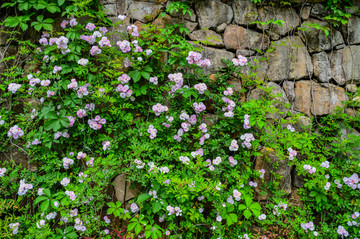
99, 0, 360, 119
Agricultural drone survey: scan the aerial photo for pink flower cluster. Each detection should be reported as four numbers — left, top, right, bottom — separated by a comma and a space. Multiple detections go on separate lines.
223, 87, 233, 96
65, 190, 76, 201
228, 156, 238, 166
88, 116, 106, 130
53, 66, 62, 74
191, 148, 204, 158
118, 74, 131, 84
86, 23, 96, 31
78, 58, 89, 66
193, 102, 206, 114
222, 97, 236, 117
324, 182, 331, 190
320, 160, 330, 168
168, 73, 184, 93
343, 173, 359, 189
60, 177, 70, 186
152, 103, 168, 116
0, 168, 6, 177
179, 156, 190, 165
132, 40, 143, 52
28, 75, 40, 86
258, 169, 265, 178
303, 164, 316, 174
99, 37, 111, 47
90, 46, 101, 55
54, 130, 69, 139
147, 124, 157, 139
102, 141, 110, 151
249, 181, 258, 187
127, 25, 139, 37
8, 125, 24, 139
9, 222, 19, 235
287, 124, 295, 132
301, 222, 315, 233
130, 203, 139, 213
149, 77, 158, 85
77, 85, 89, 98
18, 179, 33, 196
115, 84, 133, 98
117, 40, 131, 53
232, 54, 247, 66
67, 78, 78, 90
229, 139, 239, 151
77, 152, 86, 160
337, 225, 349, 237
240, 133, 255, 149
8, 83, 21, 93
288, 147, 297, 160
186, 51, 211, 67
243, 114, 251, 129
194, 83, 207, 94
77, 109, 86, 118
74, 218, 86, 231
63, 157, 74, 169
80, 34, 96, 44
166, 205, 182, 216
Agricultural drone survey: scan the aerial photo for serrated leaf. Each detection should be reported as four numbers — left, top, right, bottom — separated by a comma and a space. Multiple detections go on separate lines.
128, 71, 141, 83
244, 209, 252, 219
135, 224, 142, 235
238, 204, 247, 211
33, 196, 48, 205
137, 193, 151, 202
128, 222, 137, 231
244, 196, 252, 207
152, 201, 161, 213
43, 188, 51, 198
40, 200, 50, 211
249, 202, 261, 211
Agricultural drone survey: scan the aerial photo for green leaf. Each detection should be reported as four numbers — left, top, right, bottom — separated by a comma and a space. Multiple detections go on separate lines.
43, 189, 51, 198
33, 196, 48, 205
128, 71, 142, 83
309, 191, 318, 197
44, 119, 61, 131
58, 0, 65, 6
40, 200, 50, 211
141, 71, 150, 80
243, 209, 252, 219
19, 22, 28, 31
138, 193, 151, 202
244, 196, 252, 207
140, 85, 147, 95
249, 202, 262, 211
37, 15, 44, 22
152, 202, 161, 213
135, 224, 142, 235
47, 5, 60, 13
238, 204, 247, 211
128, 222, 137, 231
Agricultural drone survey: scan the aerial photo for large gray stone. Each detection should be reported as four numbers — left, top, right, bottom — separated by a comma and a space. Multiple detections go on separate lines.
103, 4, 117, 16
342, 16, 360, 45
343, 45, 360, 84
283, 81, 295, 102
232, 0, 258, 26
189, 30, 224, 47
300, 19, 331, 53
257, 7, 300, 36
127, 1, 164, 23
113, 174, 139, 203
223, 25, 270, 51
328, 49, 347, 85
312, 52, 333, 83
266, 36, 313, 82
152, 14, 197, 33
195, 0, 233, 29
294, 81, 312, 116
311, 84, 347, 115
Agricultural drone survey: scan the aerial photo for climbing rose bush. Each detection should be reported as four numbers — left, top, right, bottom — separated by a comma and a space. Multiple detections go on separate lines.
0, 6, 360, 239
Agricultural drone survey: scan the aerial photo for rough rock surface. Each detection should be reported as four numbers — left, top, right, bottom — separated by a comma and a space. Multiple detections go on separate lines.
127, 1, 163, 23
343, 45, 360, 83
343, 16, 360, 45
312, 52, 333, 83
232, 0, 258, 26
266, 36, 313, 82
113, 174, 139, 203
300, 19, 331, 53
195, 0, 233, 29
189, 30, 224, 47
257, 7, 300, 36
223, 25, 270, 51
